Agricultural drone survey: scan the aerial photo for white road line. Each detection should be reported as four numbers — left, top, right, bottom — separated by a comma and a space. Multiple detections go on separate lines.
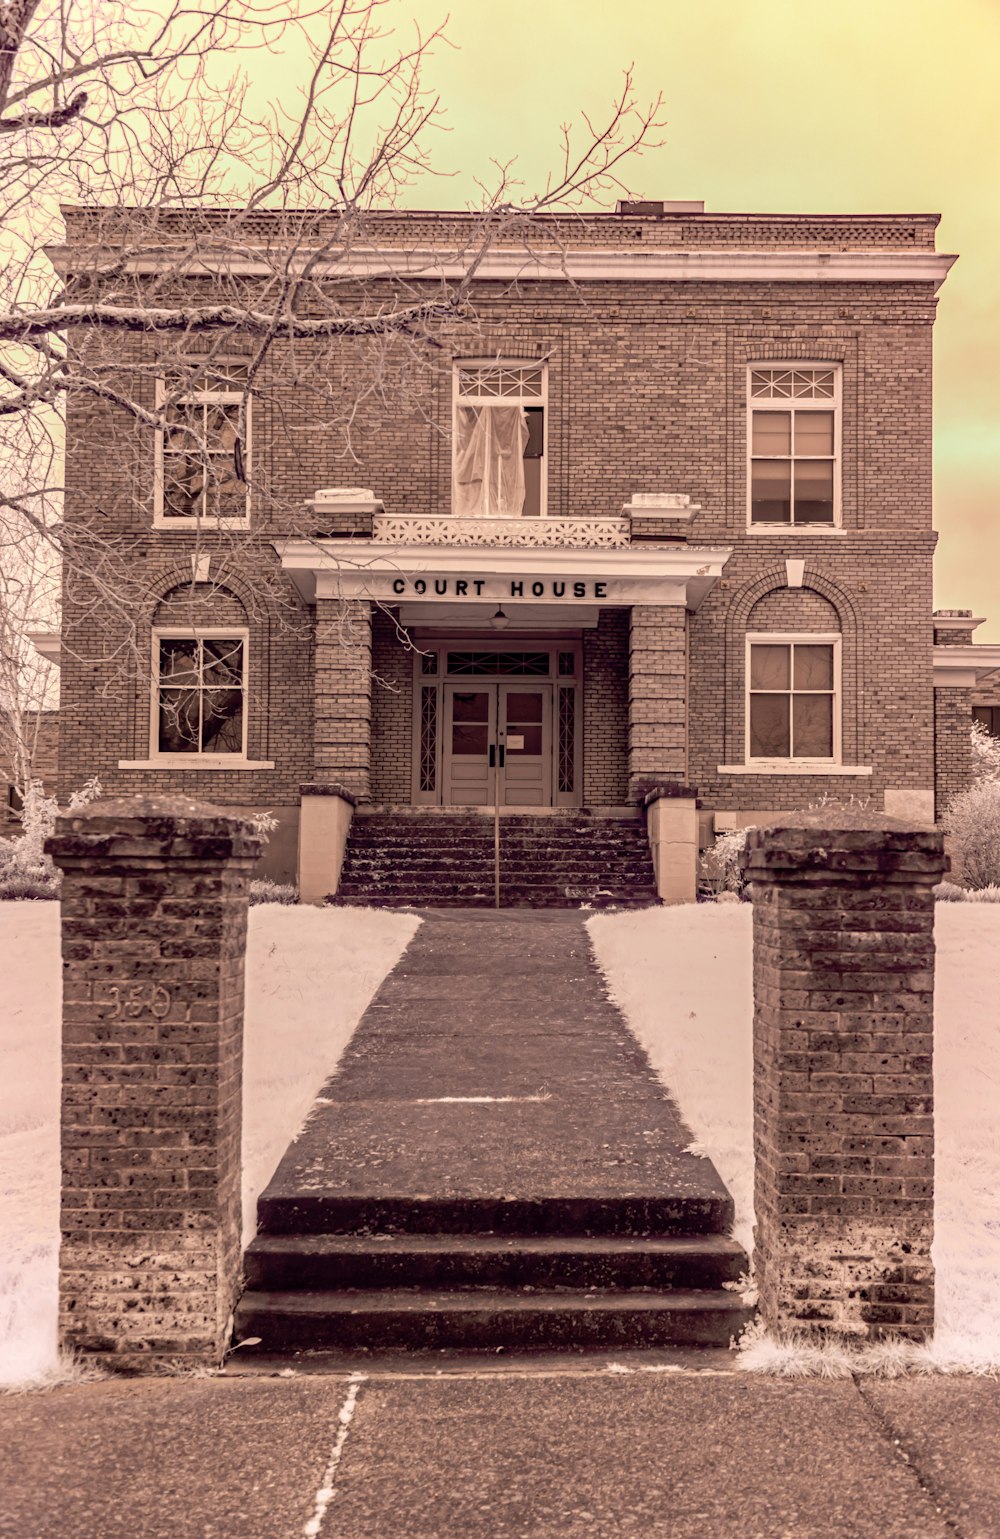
302, 1376, 364, 1538
410, 1094, 552, 1104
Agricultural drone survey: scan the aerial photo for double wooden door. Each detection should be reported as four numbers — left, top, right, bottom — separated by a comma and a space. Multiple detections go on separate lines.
442, 683, 552, 806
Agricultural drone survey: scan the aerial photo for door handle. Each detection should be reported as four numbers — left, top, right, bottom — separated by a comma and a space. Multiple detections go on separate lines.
489, 744, 505, 768
489, 744, 495, 768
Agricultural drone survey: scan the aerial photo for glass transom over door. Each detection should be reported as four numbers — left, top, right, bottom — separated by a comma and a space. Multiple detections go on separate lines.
441, 684, 553, 806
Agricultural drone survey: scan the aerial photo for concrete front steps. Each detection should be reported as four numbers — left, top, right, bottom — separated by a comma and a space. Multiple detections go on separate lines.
234, 1200, 753, 1356
330, 810, 659, 909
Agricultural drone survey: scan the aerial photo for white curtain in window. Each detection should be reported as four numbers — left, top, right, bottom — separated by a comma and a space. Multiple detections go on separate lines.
454, 405, 528, 516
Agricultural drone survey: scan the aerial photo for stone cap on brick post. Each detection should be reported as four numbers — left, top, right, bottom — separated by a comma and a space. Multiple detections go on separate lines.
740, 814, 947, 889
46, 794, 264, 868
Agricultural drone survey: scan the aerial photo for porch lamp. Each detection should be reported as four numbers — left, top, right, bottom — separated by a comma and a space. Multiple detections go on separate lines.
490, 606, 510, 630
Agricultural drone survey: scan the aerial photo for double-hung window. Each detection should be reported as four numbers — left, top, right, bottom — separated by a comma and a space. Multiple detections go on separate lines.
153, 630, 248, 759
453, 362, 546, 517
155, 363, 251, 525
748, 366, 840, 527
747, 634, 840, 764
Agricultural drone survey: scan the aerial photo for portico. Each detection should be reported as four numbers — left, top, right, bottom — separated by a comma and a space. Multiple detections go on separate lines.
276, 530, 732, 901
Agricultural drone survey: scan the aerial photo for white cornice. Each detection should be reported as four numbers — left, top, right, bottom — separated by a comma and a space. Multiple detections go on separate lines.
27, 629, 61, 666
47, 246, 958, 291
933, 645, 1000, 685
273, 537, 732, 610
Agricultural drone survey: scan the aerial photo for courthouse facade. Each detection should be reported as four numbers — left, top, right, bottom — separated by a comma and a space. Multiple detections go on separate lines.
46, 201, 1000, 899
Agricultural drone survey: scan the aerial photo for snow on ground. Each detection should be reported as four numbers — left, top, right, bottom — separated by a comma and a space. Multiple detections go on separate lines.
0, 903, 417, 1387
589, 903, 1000, 1365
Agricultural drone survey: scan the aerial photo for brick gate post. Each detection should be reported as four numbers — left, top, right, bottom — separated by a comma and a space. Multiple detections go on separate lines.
742, 821, 946, 1341
47, 796, 261, 1369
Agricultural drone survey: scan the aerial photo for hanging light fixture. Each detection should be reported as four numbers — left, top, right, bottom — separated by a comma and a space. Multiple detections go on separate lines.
490, 606, 510, 631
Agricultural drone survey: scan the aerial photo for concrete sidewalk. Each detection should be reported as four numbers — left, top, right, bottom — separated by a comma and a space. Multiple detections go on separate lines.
2, 1364, 998, 1537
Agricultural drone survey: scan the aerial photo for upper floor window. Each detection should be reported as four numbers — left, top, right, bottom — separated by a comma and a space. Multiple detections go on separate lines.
748, 366, 840, 528
453, 362, 546, 518
153, 630, 247, 758
747, 634, 840, 763
154, 363, 251, 526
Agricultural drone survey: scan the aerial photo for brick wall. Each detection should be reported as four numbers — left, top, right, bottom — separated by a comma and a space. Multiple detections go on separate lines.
583, 609, 629, 804
934, 685, 973, 818
628, 606, 688, 795
744, 823, 945, 1342
49, 798, 260, 1367
370, 608, 414, 803
314, 598, 371, 800
56, 210, 943, 830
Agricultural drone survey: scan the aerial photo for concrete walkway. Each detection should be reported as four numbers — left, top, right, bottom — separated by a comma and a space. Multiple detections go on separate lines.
258, 910, 729, 1225
3, 1367, 999, 1537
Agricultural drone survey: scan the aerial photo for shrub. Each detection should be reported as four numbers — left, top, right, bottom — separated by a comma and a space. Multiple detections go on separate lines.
0, 776, 103, 900
701, 827, 755, 897
249, 878, 298, 905
945, 779, 1000, 890
934, 881, 968, 901
971, 719, 1000, 785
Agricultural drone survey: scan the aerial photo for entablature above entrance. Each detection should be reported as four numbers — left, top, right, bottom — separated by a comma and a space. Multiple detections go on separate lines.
274, 539, 733, 611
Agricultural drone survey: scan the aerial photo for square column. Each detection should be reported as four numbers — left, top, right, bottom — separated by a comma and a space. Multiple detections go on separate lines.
743, 822, 946, 1342
313, 598, 372, 801
628, 605, 688, 799
47, 797, 260, 1369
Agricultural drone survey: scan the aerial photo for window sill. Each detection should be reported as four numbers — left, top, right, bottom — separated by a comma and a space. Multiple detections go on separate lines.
118, 758, 275, 770
746, 526, 846, 536
152, 518, 250, 531
717, 763, 873, 776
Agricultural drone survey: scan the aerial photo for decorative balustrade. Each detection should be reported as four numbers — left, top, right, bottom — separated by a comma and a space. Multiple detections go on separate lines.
371, 515, 631, 548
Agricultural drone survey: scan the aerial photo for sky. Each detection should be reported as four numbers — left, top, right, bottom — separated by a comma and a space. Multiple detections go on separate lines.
390, 0, 1000, 637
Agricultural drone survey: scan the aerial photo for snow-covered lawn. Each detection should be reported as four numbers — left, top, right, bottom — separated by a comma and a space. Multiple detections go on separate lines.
0, 903, 417, 1387
589, 903, 1000, 1367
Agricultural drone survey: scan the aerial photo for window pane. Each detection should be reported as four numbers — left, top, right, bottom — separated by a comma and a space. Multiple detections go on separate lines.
159, 638, 199, 682
158, 688, 200, 753
451, 690, 490, 721
202, 638, 244, 687
750, 644, 790, 690
201, 690, 243, 753
794, 644, 834, 691
163, 455, 204, 517
752, 411, 791, 455
504, 691, 544, 723
794, 411, 834, 456
750, 695, 790, 757
751, 460, 791, 523
794, 460, 834, 524
507, 724, 543, 754
451, 723, 488, 755
793, 694, 833, 757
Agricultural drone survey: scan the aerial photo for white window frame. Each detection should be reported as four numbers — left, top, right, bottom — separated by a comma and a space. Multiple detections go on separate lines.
746, 364, 842, 532
744, 631, 842, 768
452, 359, 548, 518
148, 626, 250, 764
153, 370, 252, 528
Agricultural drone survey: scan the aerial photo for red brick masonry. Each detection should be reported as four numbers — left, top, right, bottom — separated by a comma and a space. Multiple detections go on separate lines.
743, 822, 946, 1342
47, 797, 260, 1368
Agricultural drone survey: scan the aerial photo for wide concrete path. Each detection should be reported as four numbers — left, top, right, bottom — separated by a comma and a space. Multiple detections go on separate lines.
261, 910, 729, 1220
3, 1367, 998, 1537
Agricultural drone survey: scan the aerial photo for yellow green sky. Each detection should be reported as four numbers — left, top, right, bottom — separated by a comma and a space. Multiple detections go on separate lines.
394, 0, 1000, 637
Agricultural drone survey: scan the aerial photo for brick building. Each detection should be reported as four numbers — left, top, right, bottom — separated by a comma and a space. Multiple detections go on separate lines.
41, 201, 1000, 900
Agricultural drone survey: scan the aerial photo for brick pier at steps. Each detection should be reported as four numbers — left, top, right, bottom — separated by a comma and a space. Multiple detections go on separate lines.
236, 912, 752, 1358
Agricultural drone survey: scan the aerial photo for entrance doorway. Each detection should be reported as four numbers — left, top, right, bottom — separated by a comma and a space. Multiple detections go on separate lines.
412, 641, 581, 808
443, 683, 552, 806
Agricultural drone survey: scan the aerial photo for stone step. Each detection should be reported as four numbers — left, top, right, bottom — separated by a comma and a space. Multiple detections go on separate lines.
233, 1286, 753, 1353
243, 1232, 746, 1292
256, 1192, 734, 1238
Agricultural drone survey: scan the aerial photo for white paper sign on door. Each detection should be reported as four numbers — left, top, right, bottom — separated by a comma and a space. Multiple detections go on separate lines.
506, 734, 525, 750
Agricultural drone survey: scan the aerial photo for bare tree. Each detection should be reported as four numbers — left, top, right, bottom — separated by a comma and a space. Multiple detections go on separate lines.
0, 0, 664, 711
